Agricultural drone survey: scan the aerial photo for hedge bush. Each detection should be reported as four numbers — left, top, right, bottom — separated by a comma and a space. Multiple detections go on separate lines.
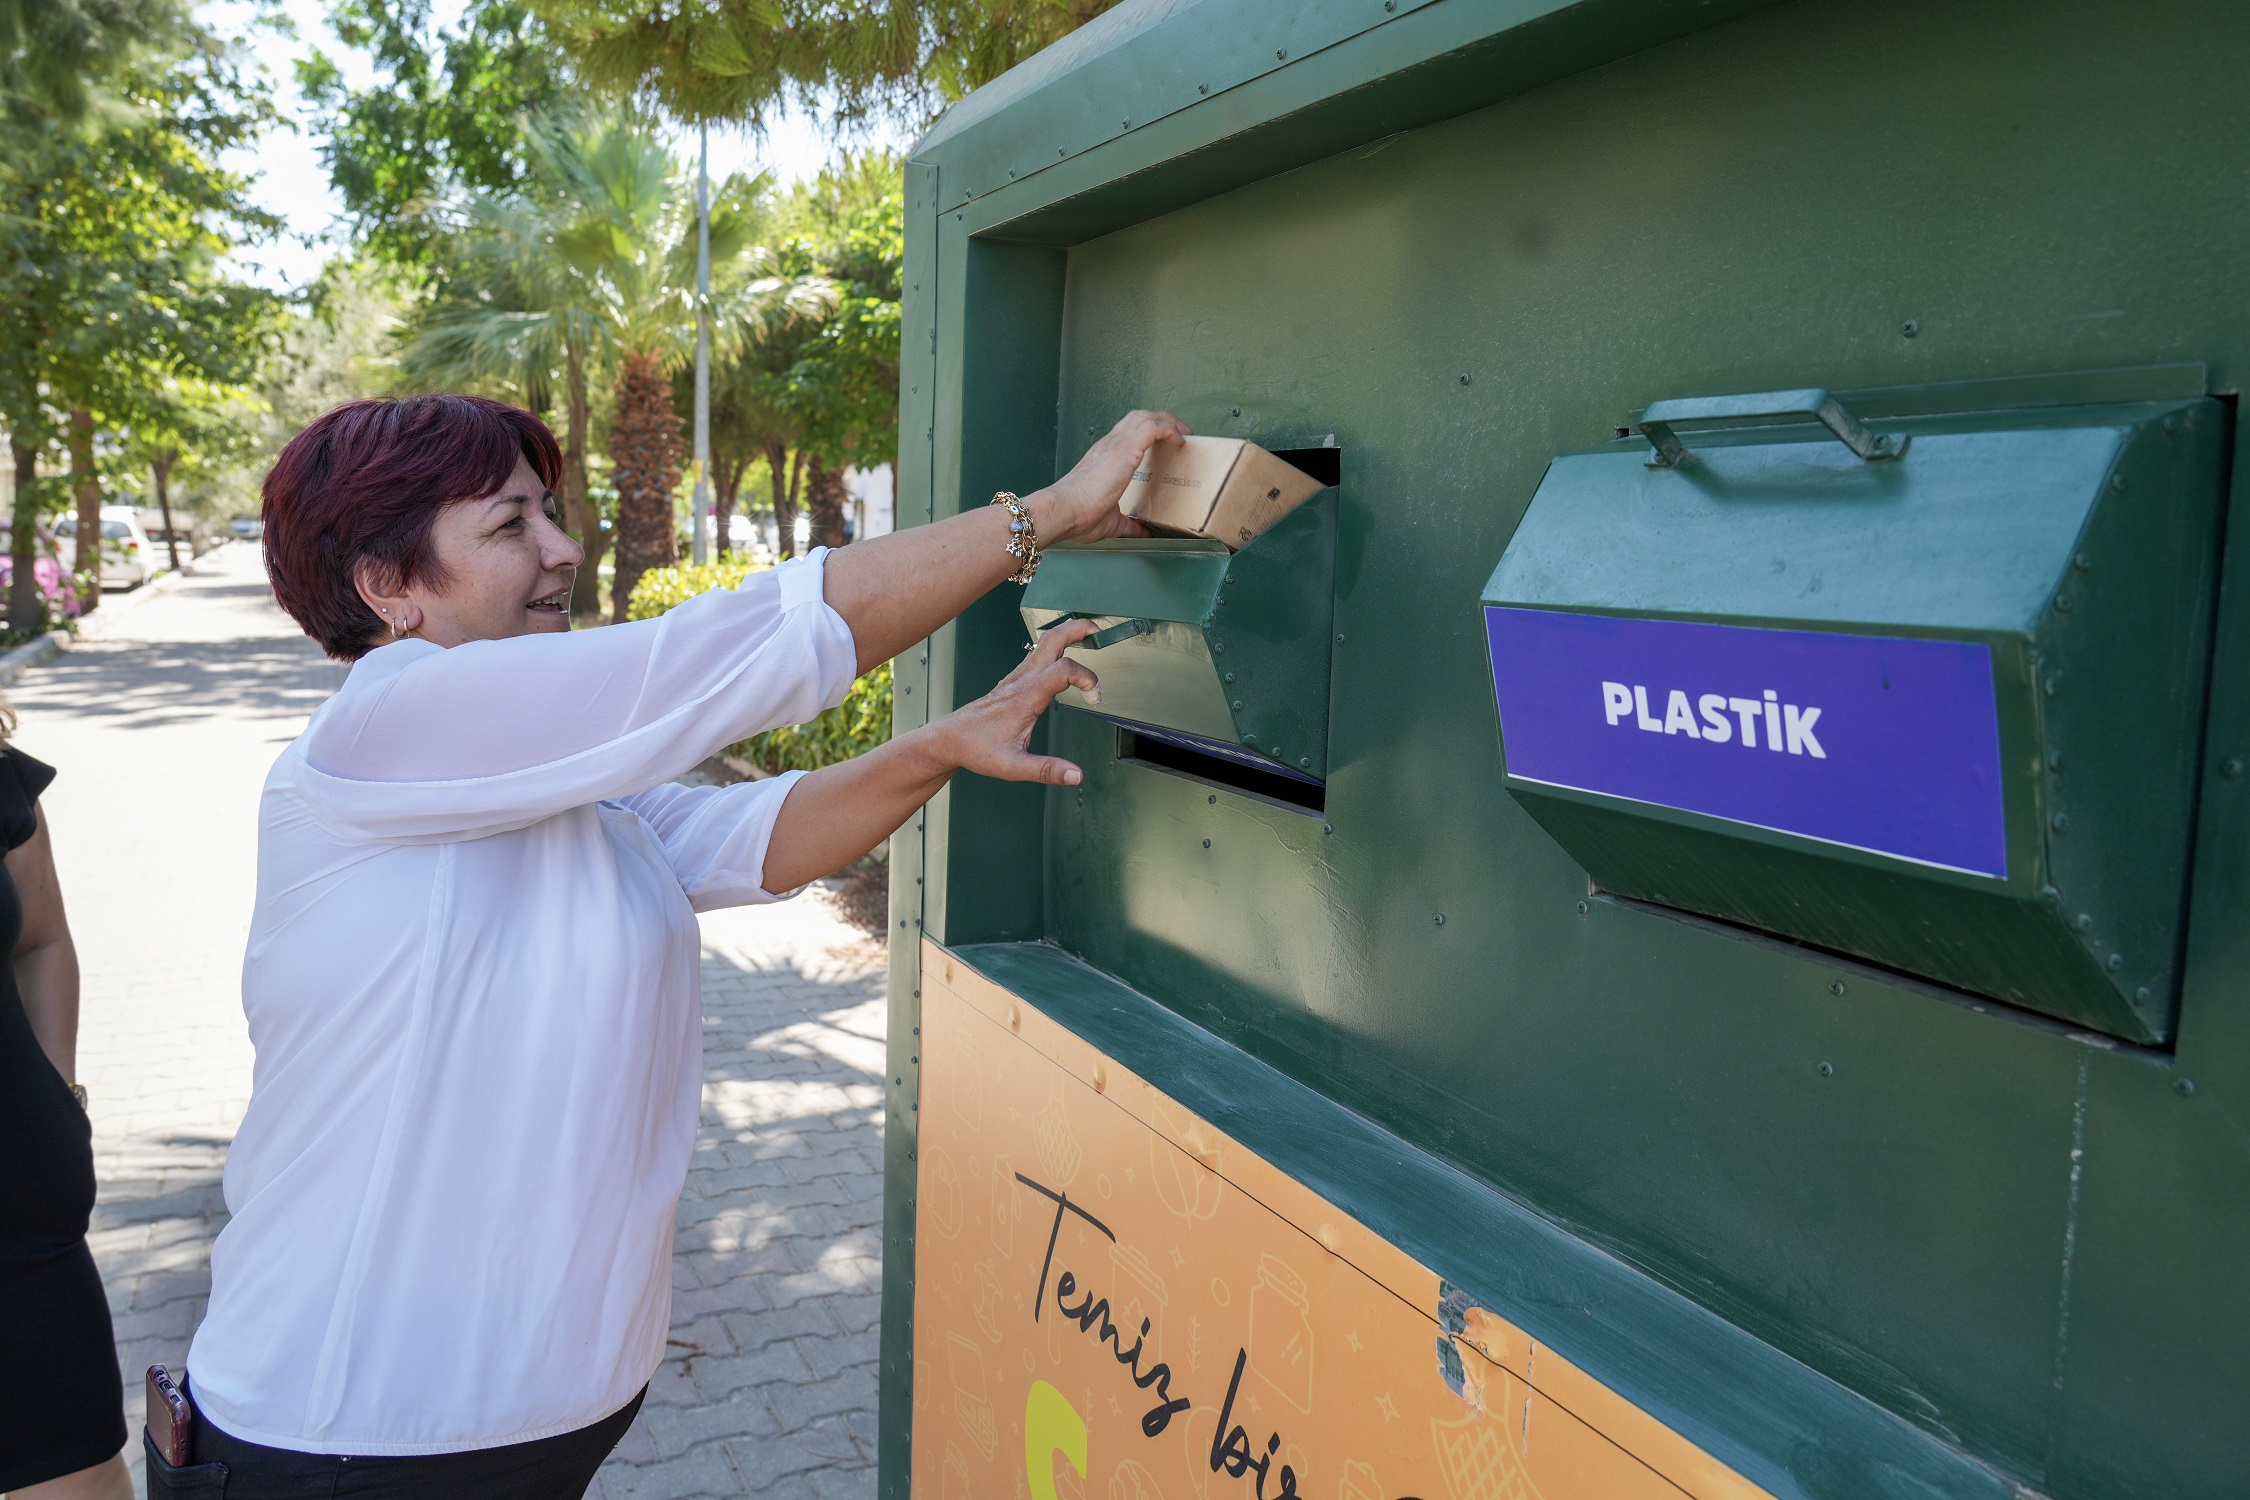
625, 555, 893, 773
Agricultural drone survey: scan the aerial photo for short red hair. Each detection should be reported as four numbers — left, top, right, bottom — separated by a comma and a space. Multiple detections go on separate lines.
263, 395, 565, 659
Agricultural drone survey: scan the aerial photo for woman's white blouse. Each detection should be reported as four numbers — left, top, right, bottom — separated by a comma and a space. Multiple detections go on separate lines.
186, 551, 859, 1455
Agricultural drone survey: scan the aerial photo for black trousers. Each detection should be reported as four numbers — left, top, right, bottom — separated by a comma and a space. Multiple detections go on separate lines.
142, 1387, 645, 1500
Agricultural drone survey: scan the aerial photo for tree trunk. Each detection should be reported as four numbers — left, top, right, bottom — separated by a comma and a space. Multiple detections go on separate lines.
765, 440, 794, 559
713, 453, 750, 557
69, 408, 99, 611
9, 438, 40, 634
154, 448, 182, 572
805, 456, 850, 550
784, 449, 810, 558
563, 344, 605, 621
608, 350, 682, 623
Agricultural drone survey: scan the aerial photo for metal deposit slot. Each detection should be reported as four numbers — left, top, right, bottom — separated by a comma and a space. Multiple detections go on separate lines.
1115, 724, 1327, 814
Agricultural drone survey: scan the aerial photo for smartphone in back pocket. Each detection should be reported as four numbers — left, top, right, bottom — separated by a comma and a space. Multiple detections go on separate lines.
146, 1363, 194, 1467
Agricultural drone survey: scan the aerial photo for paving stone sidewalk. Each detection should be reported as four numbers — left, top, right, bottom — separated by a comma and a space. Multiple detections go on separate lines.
7, 544, 884, 1499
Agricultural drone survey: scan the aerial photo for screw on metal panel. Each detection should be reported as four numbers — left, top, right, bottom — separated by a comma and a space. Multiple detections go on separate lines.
913, 1024, 920, 1033
2044, 673, 2062, 696
1058, 146, 1066, 156
2073, 551, 2091, 572
2041, 885, 2063, 908
2222, 757, 2245, 779
1202, 839, 1212, 848
2175, 1077, 2197, 1097
1209, 795, 1218, 804
2110, 473, 2126, 492
1198, 83, 1208, 94
1385, 0, 1396, 8
2054, 593, 2072, 612
1434, 913, 1446, 925
1323, 823, 1334, 834
1830, 981, 1847, 996
2107, 953, 2126, 972
1901, 319, 1920, 338
1232, 700, 1244, 710
1224, 671, 1236, 682
2136, 986, 2153, 1004
1213, 642, 1225, 654
1276, 47, 1287, 59
1008, 168, 1016, 178
1819, 1062, 1835, 1077
2047, 750, 2064, 772
2076, 913, 2095, 932
1336, 633, 1345, 643
1300, 757, 1312, 768
1122, 118, 1130, 128
2051, 811, 2069, 832
1576, 900, 1589, 915
1459, 372, 1472, 384
1230, 405, 1242, 417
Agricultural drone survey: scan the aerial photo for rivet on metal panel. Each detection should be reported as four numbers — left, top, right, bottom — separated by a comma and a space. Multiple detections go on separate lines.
1232, 700, 1244, 710
2135, 987, 2152, 1004
2054, 593, 2072, 612
1208, 795, 1218, 804
2047, 750, 2064, 771
1224, 670, 1236, 682
2073, 551, 2091, 572
1323, 823, 1334, 835
2107, 953, 2126, 972
1434, 913, 1446, 925
2221, 757, 2245, 779
1385, 0, 1396, 8
1058, 146, 1066, 156
1202, 839, 1211, 849
1830, 981, 1847, 997
1229, 405, 1242, 417
1121, 118, 1129, 129
1300, 757, 1311, 768
1459, 372, 1472, 384
1198, 83, 1208, 93
1213, 642, 1225, 654
2042, 885, 2063, 908
1576, 900, 1589, 915
1901, 319, 1921, 338
2076, 913, 2095, 932
1819, 1062, 1836, 1078
1007, 168, 1015, 178
2174, 1078, 2197, 1097
2052, 811, 2070, 832
1336, 633, 1345, 643
1276, 47, 1287, 59
2044, 673, 2063, 696
2110, 473, 2126, 492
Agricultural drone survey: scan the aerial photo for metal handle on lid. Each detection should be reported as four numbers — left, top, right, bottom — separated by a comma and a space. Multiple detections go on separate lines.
1035, 613, 1154, 649
1638, 388, 1908, 468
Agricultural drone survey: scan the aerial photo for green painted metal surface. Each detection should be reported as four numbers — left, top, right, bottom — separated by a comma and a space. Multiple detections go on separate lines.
882, 1, 2250, 1496
1486, 392, 2228, 1043
1021, 494, 1340, 777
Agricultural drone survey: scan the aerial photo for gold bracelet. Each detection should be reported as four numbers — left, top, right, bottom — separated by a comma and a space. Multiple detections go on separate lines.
990, 491, 1041, 584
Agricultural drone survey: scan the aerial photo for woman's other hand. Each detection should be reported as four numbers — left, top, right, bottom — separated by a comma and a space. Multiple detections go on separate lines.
928, 617, 1103, 785
759, 619, 1104, 891
1033, 410, 1191, 545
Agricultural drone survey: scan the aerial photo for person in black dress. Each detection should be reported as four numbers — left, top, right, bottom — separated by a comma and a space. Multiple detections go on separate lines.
0, 725, 127, 1499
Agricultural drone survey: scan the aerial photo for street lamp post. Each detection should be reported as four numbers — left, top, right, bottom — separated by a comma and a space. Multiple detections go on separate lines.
691, 122, 712, 565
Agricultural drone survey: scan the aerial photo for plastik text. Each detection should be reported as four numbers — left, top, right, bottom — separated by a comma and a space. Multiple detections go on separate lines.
1601, 682, 1825, 758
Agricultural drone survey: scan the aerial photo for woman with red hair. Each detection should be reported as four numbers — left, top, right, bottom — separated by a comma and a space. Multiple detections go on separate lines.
144, 393, 1186, 1497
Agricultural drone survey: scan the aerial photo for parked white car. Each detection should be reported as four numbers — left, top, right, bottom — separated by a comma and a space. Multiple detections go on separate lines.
53, 505, 160, 589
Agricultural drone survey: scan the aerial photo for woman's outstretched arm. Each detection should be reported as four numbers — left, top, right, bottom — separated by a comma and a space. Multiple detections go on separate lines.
822, 409, 1188, 675
760, 617, 1104, 893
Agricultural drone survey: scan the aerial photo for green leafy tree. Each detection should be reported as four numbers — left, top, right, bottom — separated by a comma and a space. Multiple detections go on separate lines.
534, 0, 1124, 128
300, 0, 574, 265
1, 0, 193, 120
0, 45, 280, 619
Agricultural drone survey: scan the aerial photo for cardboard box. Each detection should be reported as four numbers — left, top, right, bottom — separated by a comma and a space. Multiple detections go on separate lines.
1121, 436, 1331, 548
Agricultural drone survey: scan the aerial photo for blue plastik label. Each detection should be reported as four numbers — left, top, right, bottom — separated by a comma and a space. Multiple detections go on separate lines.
1486, 608, 2006, 878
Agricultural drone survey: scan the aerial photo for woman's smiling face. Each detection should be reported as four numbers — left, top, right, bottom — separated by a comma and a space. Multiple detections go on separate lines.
355, 456, 584, 648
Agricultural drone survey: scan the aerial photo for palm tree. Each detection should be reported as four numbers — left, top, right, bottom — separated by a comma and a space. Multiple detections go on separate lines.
405, 107, 786, 618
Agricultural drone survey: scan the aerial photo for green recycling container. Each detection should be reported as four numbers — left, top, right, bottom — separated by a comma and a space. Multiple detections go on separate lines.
876, 4, 2250, 1498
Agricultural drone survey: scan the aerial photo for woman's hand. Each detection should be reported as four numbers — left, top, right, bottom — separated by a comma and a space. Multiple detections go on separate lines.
1030, 410, 1192, 546
924, 616, 1103, 784
759, 620, 1105, 890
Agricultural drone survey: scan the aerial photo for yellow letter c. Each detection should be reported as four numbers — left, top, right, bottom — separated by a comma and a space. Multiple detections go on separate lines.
1025, 1380, 1088, 1500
